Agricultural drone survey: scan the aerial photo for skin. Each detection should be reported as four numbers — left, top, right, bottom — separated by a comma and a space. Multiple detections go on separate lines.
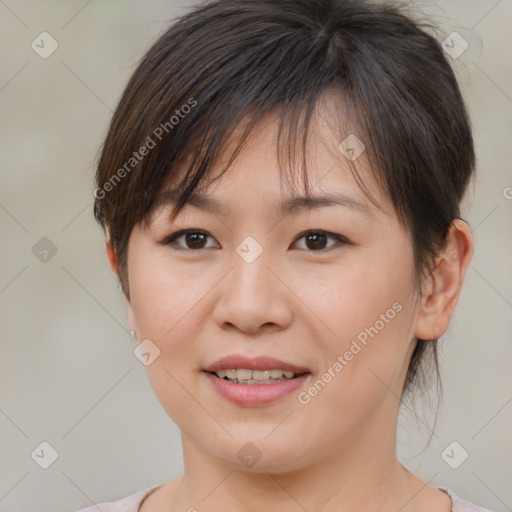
106, 100, 473, 512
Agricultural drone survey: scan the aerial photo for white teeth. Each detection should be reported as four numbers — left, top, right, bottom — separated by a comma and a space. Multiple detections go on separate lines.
214, 368, 298, 381
252, 370, 270, 380
236, 369, 252, 380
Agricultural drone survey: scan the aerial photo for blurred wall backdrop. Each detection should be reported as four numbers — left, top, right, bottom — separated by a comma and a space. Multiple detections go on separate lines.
0, 1, 511, 511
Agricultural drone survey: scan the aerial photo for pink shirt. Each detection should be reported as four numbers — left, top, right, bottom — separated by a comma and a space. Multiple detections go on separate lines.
75, 486, 495, 511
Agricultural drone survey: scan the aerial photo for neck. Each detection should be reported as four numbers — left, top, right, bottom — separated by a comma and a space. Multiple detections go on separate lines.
172, 425, 423, 512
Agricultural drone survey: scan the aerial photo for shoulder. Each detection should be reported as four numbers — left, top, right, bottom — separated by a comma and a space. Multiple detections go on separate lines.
439, 487, 496, 512
74, 486, 157, 512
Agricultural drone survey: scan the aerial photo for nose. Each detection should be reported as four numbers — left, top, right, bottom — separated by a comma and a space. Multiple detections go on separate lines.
212, 249, 293, 334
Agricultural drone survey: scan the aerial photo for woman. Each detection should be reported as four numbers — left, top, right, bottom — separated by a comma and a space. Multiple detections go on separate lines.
80, 0, 494, 510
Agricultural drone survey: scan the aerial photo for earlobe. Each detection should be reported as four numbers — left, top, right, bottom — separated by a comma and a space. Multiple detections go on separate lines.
414, 219, 474, 340
126, 297, 138, 340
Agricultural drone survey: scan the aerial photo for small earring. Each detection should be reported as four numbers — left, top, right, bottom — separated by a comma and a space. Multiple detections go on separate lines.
130, 330, 137, 341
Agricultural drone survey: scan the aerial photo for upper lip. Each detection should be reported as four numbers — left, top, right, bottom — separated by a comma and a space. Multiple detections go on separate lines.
203, 354, 311, 374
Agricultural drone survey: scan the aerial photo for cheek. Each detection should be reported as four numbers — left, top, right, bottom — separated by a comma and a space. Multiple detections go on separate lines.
127, 257, 210, 425
295, 286, 414, 444
301, 244, 416, 401
128, 240, 210, 336
126, 242, 204, 371
306, 247, 413, 345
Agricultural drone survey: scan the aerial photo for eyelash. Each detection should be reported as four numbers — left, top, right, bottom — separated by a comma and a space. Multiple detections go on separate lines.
160, 229, 350, 252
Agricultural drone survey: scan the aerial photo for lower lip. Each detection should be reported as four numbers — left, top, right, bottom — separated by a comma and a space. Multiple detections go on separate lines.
204, 372, 311, 406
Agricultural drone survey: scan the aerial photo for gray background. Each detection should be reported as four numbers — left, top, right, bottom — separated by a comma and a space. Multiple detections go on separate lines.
0, 1, 511, 511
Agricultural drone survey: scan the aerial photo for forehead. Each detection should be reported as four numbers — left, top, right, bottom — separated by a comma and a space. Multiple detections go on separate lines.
154, 97, 391, 220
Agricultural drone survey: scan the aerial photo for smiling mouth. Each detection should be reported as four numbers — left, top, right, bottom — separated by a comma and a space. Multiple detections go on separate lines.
208, 368, 309, 385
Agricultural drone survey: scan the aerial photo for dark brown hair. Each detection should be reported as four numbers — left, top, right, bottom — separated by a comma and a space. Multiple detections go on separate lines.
93, 0, 475, 399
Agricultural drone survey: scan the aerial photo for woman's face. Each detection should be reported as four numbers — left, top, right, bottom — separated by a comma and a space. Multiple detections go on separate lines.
123, 109, 424, 473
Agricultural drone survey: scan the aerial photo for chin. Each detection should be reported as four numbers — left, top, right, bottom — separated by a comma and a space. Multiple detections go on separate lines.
205, 435, 316, 474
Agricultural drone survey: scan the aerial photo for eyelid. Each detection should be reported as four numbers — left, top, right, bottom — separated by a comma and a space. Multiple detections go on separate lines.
292, 230, 350, 251
159, 229, 216, 249
160, 228, 351, 251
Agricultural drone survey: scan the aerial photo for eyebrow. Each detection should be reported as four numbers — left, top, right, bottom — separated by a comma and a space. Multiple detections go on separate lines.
155, 189, 373, 217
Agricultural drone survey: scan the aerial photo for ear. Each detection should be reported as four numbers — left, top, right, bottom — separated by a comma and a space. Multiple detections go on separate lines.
414, 219, 474, 340
105, 235, 138, 337
105, 234, 119, 275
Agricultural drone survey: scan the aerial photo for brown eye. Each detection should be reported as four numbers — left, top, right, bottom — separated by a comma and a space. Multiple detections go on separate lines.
161, 229, 348, 252
162, 230, 218, 250
292, 230, 348, 251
